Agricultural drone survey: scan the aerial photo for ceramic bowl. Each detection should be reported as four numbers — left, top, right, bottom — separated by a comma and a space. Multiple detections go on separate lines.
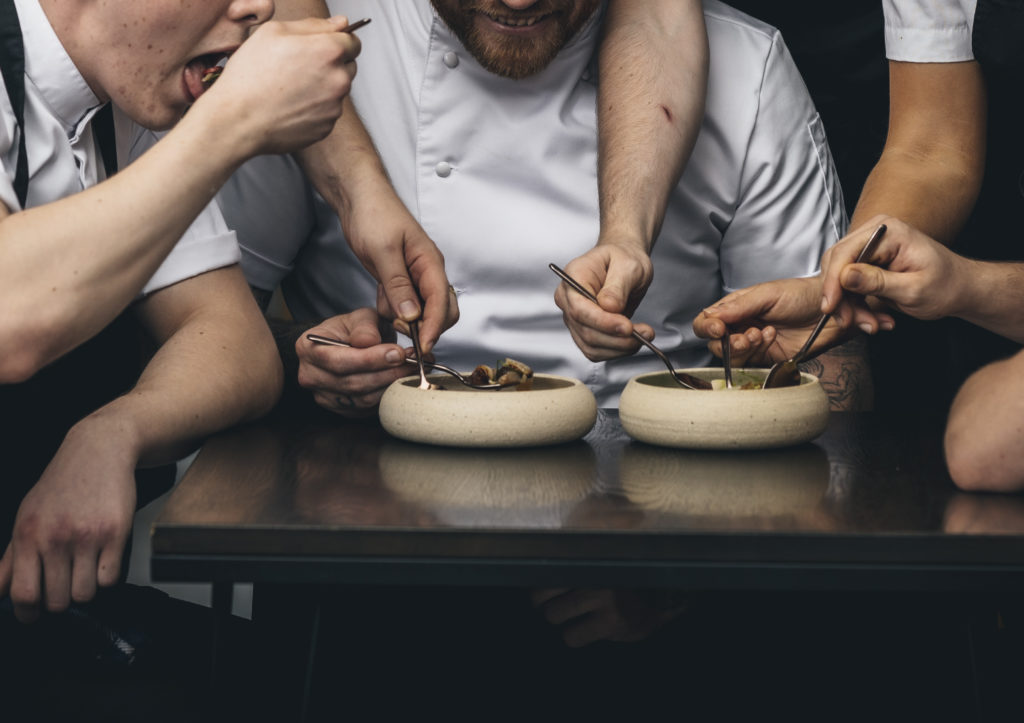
379, 373, 598, 448
618, 368, 829, 450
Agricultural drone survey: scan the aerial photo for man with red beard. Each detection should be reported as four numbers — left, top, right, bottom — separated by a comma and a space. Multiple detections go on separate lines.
217, 0, 863, 714
0, 0, 359, 632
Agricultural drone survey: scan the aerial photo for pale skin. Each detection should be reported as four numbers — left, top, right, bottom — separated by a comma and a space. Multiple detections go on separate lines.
0, 0, 362, 620
279, 0, 708, 425
694, 60, 986, 366
945, 349, 1024, 493
275, 0, 709, 646
554, 0, 708, 360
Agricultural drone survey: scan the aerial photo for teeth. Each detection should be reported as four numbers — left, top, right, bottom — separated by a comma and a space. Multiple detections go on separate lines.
489, 15, 542, 27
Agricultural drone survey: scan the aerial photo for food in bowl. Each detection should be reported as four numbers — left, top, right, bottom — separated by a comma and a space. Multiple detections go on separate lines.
468, 358, 534, 390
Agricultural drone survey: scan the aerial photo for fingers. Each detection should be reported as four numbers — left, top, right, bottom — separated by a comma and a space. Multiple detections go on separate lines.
41, 547, 72, 612
96, 541, 124, 589
70, 549, 100, 604
595, 255, 650, 316
554, 284, 642, 361
820, 217, 892, 314
298, 313, 413, 415
9, 543, 42, 623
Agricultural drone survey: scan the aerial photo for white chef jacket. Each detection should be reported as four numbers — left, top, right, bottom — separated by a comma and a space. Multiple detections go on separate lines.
222, 0, 846, 407
0, 0, 240, 297
883, 0, 978, 62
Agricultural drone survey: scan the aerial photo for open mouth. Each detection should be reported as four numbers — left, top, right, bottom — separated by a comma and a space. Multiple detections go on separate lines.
481, 12, 553, 30
184, 52, 230, 100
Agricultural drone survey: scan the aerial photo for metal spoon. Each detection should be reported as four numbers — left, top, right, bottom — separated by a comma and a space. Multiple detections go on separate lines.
762, 224, 888, 389
549, 263, 712, 390
305, 334, 503, 390
406, 320, 435, 389
721, 325, 734, 389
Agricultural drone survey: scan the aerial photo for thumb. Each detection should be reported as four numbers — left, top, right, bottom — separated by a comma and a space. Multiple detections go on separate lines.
595, 267, 635, 314
840, 264, 888, 297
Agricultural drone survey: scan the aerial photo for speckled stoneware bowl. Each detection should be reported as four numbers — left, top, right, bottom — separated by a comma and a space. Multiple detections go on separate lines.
379, 374, 598, 448
618, 368, 829, 450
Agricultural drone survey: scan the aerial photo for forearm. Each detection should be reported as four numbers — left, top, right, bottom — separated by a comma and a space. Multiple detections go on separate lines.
849, 61, 985, 244
272, 0, 386, 221
0, 105, 258, 381
597, 0, 707, 250
953, 260, 1024, 343
119, 270, 283, 465
945, 349, 1024, 492
800, 336, 874, 411
850, 150, 982, 243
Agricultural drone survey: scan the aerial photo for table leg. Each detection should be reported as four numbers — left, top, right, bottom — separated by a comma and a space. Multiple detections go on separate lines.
210, 582, 234, 687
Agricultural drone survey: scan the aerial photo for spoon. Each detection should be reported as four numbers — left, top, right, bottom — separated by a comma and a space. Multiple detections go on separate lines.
762, 224, 888, 389
305, 334, 503, 390
721, 325, 734, 389
406, 319, 435, 389
548, 263, 711, 390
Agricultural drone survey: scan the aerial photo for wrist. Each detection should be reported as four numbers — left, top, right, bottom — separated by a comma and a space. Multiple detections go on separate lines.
70, 405, 144, 468
596, 225, 653, 254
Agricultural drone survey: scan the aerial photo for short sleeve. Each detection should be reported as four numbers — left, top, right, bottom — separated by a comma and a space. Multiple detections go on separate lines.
882, 0, 977, 62
721, 32, 847, 293
127, 127, 241, 297
139, 201, 241, 296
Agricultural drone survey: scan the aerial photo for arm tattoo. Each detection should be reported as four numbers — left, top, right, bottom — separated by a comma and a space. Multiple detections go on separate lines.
800, 336, 874, 411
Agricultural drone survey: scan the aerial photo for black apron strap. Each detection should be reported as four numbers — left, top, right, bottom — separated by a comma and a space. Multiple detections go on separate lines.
92, 102, 117, 178
0, 0, 28, 208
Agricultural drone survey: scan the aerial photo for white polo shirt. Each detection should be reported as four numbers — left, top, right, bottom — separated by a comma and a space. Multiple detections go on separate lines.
222, 0, 846, 407
883, 0, 977, 62
0, 0, 239, 297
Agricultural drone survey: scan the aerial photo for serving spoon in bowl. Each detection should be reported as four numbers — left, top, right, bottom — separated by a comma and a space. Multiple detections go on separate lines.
762, 224, 887, 389
305, 333, 503, 390
549, 263, 712, 390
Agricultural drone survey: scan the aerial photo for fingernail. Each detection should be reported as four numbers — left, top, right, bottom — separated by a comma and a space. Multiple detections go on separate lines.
820, 296, 831, 313
880, 321, 894, 331
385, 350, 402, 363
398, 301, 419, 320
858, 323, 873, 335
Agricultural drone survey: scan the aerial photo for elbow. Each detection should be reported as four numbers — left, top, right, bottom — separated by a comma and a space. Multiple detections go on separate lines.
246, 345, 285, 420
945, 428, 1024, 493
0, 338, 52, 384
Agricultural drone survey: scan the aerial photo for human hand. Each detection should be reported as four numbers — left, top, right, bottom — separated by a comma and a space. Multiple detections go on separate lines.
694, 276, 865, 366
553, 244, 654, 361
822, 215, 967, 322
532, 588, 686, 648
296, 308, 415, 416
206, 16, 360, 156
340, 191, 459, 354
0, 418, 138, 623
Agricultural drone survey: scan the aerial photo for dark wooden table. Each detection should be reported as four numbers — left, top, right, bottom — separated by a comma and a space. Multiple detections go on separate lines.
152, 410, 1024, 593
149, 409, 1024, 721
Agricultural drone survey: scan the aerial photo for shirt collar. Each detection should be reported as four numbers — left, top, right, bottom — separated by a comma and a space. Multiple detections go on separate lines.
15, 0, 104, 137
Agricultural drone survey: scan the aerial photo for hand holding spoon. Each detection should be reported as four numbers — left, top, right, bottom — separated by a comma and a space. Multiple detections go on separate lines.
762, 224, 887, 389
549, 263, 711, 390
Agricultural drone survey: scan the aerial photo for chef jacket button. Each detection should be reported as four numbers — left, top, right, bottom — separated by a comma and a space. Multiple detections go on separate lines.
443, 51, 460, 68
435, 161, 453, 178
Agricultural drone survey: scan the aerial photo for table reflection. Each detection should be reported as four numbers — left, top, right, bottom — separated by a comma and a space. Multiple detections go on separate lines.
377, 439, 597, 527
944, 493, 1024, 534
610, 442, 836, 530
